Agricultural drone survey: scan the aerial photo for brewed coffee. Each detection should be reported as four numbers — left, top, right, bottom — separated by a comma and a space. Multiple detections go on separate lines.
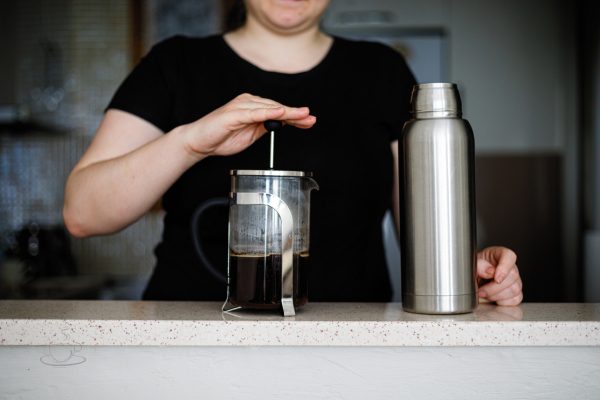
229, 252, 309, 309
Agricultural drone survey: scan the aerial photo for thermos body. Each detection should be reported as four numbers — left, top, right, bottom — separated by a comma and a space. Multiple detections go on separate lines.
400, 83, 477, 314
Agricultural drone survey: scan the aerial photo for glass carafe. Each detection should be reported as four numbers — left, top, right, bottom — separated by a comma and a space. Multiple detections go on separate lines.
226, 170, 318, 316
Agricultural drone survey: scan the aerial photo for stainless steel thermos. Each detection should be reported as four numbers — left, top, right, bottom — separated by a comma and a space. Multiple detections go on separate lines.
400, 83, 477, 314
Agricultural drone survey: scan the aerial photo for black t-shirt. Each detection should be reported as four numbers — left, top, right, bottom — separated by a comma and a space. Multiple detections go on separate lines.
108, 34, 416, 302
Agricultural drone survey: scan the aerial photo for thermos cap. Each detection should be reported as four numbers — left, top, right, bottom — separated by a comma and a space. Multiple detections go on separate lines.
411, 83, 462, 118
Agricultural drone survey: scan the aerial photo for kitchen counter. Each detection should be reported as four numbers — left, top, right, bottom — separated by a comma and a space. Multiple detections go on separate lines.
0, 300, 599, 346
1, 301, 599, 400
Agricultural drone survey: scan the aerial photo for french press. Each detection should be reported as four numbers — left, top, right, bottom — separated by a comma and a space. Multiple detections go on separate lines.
192, 122, 318, 317
224, 169, 318, 316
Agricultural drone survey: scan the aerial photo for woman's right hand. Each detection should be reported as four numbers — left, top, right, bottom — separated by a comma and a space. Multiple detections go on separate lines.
179, 93, 316, 160
64, 93, 314, 237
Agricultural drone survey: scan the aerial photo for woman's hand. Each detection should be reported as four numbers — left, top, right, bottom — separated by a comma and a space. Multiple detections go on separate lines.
476, 246, 523, 306
63, 93, 315, 237
179, 93, 316, 159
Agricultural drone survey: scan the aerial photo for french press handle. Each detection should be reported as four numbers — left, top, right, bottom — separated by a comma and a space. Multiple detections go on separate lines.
190, 197, 229, 283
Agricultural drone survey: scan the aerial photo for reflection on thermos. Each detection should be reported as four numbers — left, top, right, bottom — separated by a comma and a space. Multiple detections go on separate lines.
400, 83, 477, 314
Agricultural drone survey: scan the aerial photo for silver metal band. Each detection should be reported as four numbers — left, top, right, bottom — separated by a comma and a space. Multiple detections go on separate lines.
231, 169, 312, 178
402, 294, 477, 315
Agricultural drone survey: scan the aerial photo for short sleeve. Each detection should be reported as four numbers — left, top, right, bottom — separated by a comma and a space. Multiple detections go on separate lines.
107, 36, 183, 133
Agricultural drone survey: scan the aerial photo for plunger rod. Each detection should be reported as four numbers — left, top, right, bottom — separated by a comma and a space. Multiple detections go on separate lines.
264, 120, 283, 170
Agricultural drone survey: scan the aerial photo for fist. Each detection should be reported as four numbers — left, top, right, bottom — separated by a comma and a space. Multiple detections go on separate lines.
476, 246, 523, 306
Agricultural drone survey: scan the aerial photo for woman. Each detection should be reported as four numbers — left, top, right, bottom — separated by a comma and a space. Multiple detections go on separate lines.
63, 0, 523, 305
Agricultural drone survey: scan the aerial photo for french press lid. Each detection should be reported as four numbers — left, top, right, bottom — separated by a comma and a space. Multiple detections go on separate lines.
231, 169, 313, 177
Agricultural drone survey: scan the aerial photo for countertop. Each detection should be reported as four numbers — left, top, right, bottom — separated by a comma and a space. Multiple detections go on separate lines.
0, 300, 598, 346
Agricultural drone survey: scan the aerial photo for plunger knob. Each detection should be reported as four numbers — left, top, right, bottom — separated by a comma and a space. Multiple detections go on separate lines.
264, 120, 283, 132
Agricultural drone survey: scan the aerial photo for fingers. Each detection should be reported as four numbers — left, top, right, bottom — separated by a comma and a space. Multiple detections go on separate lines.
476, 246, 523, 306
476, 258, 496, 281
285, 115, 317, 129
234, 93, 280, 107
478, 266, 522, 302
496, 292, 523, 306
241, 107, 315, 129
231, 93, 315, 128
493, 249, 517, 284
479, 270, 523, 301
186, 93, 315, 159
243, 106, 286, 124
477, 246, 517, 284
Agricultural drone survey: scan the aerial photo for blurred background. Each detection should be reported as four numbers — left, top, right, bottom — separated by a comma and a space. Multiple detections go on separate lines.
0, 0, 598, 302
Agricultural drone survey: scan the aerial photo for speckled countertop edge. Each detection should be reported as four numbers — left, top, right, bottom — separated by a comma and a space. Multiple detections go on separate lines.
1, 301, 599, 346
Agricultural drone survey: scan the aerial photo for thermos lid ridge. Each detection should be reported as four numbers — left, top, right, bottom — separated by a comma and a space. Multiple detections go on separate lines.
410, 82, 462, 117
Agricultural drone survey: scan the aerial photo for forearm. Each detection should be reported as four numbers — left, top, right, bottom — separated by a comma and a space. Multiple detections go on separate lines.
63, 125, 201, 237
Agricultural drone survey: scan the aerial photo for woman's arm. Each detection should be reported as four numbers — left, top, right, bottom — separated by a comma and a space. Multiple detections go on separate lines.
63, 93, 315, 237
63, 109, 193, 237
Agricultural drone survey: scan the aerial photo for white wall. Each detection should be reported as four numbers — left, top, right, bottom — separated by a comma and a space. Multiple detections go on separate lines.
324, 0, 574, 153
449, 0, 568, 153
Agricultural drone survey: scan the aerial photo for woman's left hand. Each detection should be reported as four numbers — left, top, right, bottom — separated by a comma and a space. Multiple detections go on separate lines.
476, 246, 523, 306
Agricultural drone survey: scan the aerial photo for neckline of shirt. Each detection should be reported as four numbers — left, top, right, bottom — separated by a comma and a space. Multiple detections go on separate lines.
217, 34, 338, 81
